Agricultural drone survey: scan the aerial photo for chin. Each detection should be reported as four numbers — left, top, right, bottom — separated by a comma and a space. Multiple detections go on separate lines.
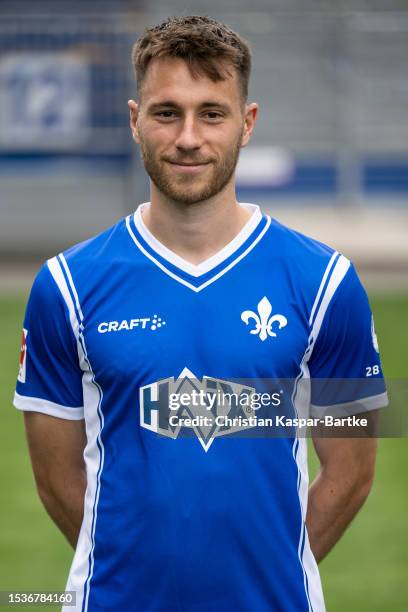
161, 181, 215, 205
167, 192, 210, 205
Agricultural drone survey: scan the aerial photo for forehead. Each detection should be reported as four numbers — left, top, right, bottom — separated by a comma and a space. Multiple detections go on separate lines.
139, 57, 242, 107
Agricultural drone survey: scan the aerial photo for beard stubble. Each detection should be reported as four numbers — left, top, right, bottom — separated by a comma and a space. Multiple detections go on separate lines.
138, 127, 243, 205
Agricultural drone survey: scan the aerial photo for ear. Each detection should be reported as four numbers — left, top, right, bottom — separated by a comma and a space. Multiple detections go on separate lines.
241, 102, 258, 148
128, 99, 140, 144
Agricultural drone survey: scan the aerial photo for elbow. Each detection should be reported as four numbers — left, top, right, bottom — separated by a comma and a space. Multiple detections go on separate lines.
32, 468, 63, 509
34, 467, 86, 510
353, 464, 376, 506
36, 478, 57, 508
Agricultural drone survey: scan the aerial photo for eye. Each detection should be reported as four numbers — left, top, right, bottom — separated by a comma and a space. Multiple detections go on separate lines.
155, 110, 176, 119
204, 111, 222, 120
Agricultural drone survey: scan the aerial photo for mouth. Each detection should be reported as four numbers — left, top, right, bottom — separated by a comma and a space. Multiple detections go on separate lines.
165, 160, 211, 174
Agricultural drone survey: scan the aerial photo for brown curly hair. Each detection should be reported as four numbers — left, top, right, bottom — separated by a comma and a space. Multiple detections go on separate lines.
132, 15, 252, 101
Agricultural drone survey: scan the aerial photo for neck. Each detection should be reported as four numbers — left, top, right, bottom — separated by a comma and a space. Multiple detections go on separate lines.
141, 182, 252, 265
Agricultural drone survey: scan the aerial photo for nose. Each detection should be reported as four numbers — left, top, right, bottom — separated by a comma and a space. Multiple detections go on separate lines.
174, 116, 202, 152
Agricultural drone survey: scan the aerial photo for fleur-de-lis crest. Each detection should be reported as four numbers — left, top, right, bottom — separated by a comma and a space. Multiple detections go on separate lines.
241, 296, 288, 342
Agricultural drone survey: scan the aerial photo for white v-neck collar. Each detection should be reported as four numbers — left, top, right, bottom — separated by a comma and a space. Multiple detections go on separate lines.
133, 202, 263, 278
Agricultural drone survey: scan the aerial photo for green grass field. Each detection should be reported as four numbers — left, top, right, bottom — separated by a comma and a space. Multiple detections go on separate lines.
0, 293, 407, 611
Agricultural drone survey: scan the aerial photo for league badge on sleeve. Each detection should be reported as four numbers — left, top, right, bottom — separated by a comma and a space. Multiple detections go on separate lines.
17, 328, 28, 383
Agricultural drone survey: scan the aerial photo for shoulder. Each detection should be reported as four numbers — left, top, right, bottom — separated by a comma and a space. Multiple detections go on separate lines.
28, 217, 129, 310
60, 216, 129, 266
267, 216, 337, 261
265, 215, 350, 291
43, 216, 132, 290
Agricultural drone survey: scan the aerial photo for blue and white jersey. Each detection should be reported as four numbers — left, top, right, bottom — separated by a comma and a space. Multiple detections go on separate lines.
14, 203, 387, 612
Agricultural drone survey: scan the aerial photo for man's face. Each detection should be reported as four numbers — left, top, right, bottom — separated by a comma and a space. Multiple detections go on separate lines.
129, 57, 257, 204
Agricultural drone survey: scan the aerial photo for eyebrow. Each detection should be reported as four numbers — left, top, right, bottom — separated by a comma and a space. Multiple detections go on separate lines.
147, 100, 232, 113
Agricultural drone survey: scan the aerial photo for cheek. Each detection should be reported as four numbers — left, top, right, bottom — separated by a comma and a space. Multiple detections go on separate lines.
216, 120, 244, 143
215, 129, 243, 155
142, 125, 177, 153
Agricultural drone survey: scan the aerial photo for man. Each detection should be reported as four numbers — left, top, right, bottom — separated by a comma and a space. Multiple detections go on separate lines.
14, 15, 387, 612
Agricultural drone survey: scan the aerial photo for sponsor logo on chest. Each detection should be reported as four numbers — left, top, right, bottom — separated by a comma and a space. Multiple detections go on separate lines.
97, 296, 288, 340
97, 316, 166, 334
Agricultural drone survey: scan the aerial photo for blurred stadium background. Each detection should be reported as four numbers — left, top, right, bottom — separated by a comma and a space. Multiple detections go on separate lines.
0, 0, 407, 610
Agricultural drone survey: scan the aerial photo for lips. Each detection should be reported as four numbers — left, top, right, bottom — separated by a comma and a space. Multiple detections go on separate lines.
164, 159, 211, 174
166, 160, 210, 166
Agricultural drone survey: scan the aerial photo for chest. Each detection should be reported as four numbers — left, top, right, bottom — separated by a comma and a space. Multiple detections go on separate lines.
80, 263, 311, 389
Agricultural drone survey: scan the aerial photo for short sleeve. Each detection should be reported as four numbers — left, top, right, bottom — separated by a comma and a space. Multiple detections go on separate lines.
308, 263, 388, 417
13, 262, 84, 419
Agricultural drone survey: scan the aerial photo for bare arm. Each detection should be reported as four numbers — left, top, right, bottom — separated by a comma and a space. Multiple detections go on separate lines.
307, 412, 378, 563
23, 412, 87, 549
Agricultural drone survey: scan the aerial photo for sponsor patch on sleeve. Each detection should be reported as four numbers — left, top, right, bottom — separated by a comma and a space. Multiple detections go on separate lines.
17, 328, 28, 383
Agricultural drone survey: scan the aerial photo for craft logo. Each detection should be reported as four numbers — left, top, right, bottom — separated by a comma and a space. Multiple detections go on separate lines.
17, 328, 28, 383
97, 315, 166, 333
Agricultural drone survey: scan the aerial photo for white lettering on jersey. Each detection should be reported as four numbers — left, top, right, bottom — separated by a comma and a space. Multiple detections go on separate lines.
97, 316, 166, 334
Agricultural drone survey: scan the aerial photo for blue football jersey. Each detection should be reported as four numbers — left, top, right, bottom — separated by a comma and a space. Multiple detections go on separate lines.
14, 203, 387, 612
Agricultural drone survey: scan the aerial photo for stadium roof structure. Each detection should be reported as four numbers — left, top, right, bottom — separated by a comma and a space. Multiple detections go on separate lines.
0, 0, 145, 15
